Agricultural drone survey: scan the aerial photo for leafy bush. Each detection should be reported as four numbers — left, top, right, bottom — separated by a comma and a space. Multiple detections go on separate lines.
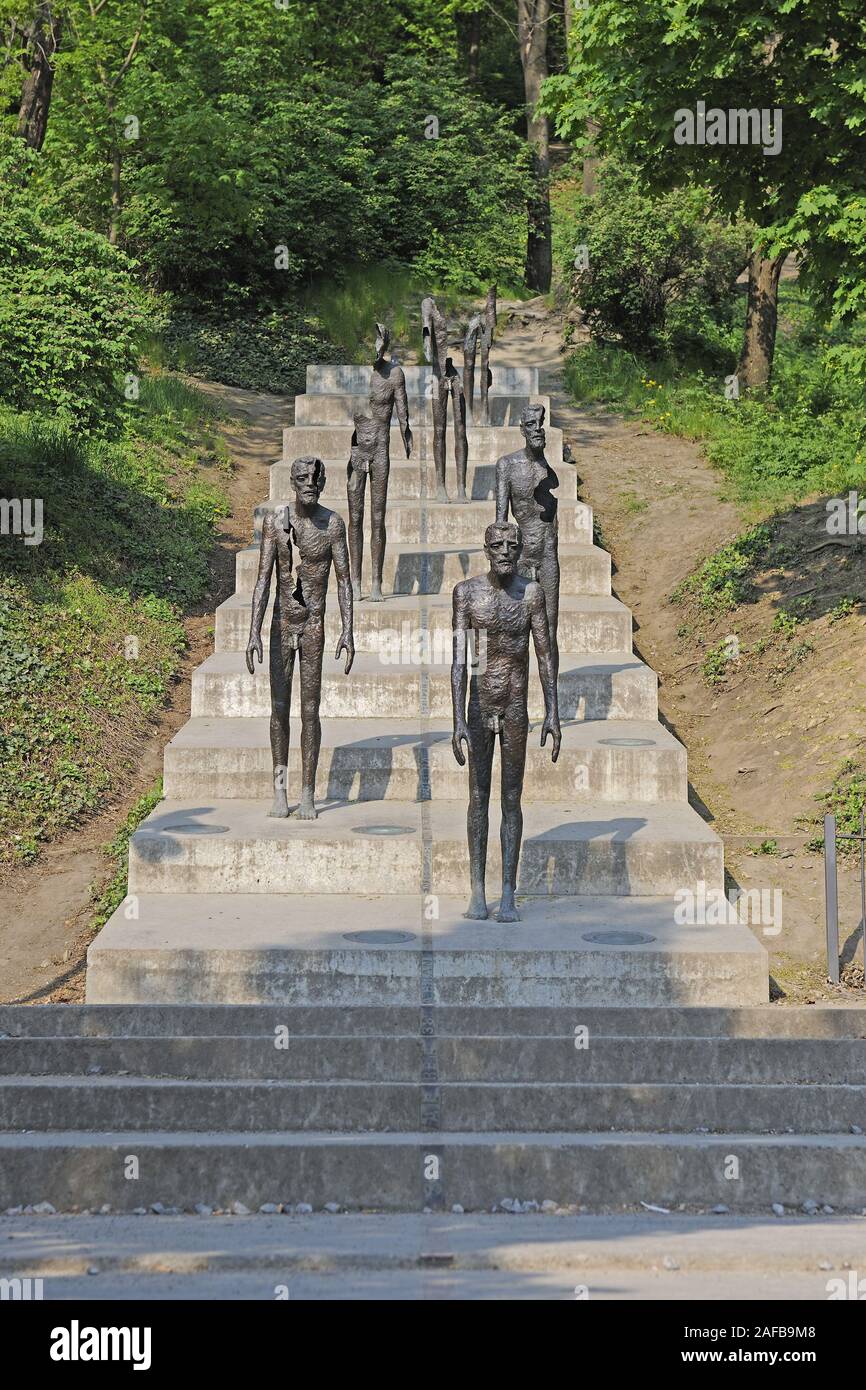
565, 160, 749, 351
0, 149, 148, 431
160, 303, 343, 395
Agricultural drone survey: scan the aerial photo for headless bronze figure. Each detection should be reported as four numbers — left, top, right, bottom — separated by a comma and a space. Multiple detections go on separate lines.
463, 285, 497, 427
246, 455, 354, 820
421, 295, 469, 504
451, 521, 561, 923
347, 323, 412, 603
495, 403, 560, 685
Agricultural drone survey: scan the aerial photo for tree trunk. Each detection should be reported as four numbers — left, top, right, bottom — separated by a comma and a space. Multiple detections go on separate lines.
737, 250, 786, 391
456, 8, 481, 82
16, 4, 62, 152
107, 94, 122, 246
518, 0, 552, 292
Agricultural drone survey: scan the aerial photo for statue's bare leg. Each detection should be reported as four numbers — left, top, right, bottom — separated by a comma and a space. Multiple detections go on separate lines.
464, 710, 495, 919
497, 713, 528, 922
293, 619, 324, 820
268, 603, 296, 818
537, 546, 561, 687
369, 458, 388, 602
346, 462, 366, 602
431, 385, 449, 503
453, 390, 469, 503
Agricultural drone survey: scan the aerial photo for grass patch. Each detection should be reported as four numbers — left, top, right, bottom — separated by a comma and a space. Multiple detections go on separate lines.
809, 759, 866, 856
672, 523, 775, 615
0, 377, 229, 869
564, 287, 866, 510
88, 783, 163, 932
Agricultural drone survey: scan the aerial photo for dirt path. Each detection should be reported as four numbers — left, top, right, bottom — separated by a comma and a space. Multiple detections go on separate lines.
0, 383, 291, 1005
496, 299, 864, 1002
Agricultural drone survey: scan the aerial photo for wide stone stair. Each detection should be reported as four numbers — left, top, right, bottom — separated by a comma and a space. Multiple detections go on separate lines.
7, 360, 860, 1218
0, 1004, 865, 1212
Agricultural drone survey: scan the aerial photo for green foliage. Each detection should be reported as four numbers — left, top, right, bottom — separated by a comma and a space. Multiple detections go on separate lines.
563, 160, 749, 352
88, 782, 163, 931
701, 638, 737, 685
0, 146, 148, 430
0, 379, 228, 868
160, 302, 343, 396
564, 288, 866, 507
673, 525, 774, 614
811, 760, 866, 856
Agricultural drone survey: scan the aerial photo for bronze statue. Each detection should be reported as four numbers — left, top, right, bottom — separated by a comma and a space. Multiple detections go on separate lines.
463, 285, 497, 426
421, 295, 469, 504
451, 521, 561, 922
246, 455, 354, 820
495, 403, 560, 684
347, 323, 412, 602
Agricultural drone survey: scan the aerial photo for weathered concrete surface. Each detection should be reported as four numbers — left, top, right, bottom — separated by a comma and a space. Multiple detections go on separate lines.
254, 497, 590, 544
0, 1130, 863, 1211
305, 364, 539, 395
214, 590, 631, 656
85, 893, 764, 1007
123, 797, 723, 898
234, 539, 610, 598
163, 717, 688, 803
294, 392, 551, 428
283, 424, 565, 468
190, 651, 659, 721
270, 452, 576, 500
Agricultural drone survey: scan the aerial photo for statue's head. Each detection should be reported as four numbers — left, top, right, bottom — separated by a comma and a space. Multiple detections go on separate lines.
290, 454, 325, 505
484, 520, 522, 579
374, 322, 390, 362
520, 403, 546, 450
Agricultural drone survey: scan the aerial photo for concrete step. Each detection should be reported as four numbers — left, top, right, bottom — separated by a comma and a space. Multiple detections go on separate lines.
306, 364, 540, 396
215, 591, 632, 658
126, 798, 723, 898
3, 1035, 863, 1084
86, 893, 764, 1007
268, 453, 578, 500
4, 1212, 865, 1301
163, 717, 687, 803
1, 1077, 861, 1135
293, 393, 552, 428
7, 1005, 858, 1040
190, 651, 658, 721
254, 498, 591, 545
283, 425, 565, 468
1, 1130, 863, 1211
234, 540, 610, 598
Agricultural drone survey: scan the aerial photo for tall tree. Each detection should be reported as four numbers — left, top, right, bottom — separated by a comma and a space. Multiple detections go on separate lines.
518, 0, 552, 291
6, 2, 64, 149
542, 0, 866, 390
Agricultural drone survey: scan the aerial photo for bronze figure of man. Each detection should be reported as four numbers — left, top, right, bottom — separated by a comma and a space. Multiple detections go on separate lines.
246, 455, 354, 820
421, 295, 469, 504
495, 403, 560, 684
347, 323, 412, 602
451, 521, 561, 922
463, 284, 497, 427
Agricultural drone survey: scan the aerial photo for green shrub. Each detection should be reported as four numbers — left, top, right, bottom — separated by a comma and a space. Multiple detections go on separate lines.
0, 149, 148, 431
564, 160, 749, 352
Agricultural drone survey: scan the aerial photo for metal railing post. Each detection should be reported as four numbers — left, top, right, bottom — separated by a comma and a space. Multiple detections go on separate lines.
824, 813, 839, 985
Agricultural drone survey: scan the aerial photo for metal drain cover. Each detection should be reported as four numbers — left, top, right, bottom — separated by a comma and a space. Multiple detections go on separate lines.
153, 823, 229, 835
353, 824, 414, 836
598, 738, 657, 747
343, 930, 416, 945
582, 930, 657, 946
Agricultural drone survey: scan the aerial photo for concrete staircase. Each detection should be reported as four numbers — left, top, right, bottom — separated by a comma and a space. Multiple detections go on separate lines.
2, 363, 863, 1218
87, 361, 764, 1007
0, 1004, 864, 1212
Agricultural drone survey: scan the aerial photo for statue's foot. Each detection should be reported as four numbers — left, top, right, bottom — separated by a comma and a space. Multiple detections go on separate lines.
463, 892, 489, 920
292, 795, 318, 820
351, 580, 361, 602
495, 904, 521, 923
455, 488, 469, 504
369, 581, 384, 603
268, 796, 290, 819
436, 486, 450, 504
